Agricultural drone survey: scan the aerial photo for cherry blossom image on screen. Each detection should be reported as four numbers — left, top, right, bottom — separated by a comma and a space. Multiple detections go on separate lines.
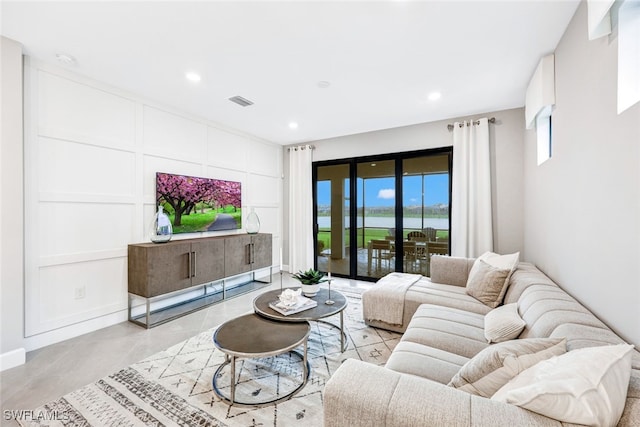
155, 172, 242, 234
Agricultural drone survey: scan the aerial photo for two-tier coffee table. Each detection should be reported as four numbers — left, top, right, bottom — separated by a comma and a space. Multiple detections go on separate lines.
212, 313, 311, 407
253, 288, 348, 352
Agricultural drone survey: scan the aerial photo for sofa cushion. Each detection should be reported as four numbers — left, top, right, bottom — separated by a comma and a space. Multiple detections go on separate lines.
430, 255, 475, 287
502, 262, 557, 305
406, 279, 493, 316
448, 337, 566, 398
484, 303, 526, 343
400, 304, 488, 359
550, 324, 640, 369
493, 344, 634, 426
385, 341, 469, 384
517, 284, 609, 339
465, 259, 511, 308
364, 277, 491, 333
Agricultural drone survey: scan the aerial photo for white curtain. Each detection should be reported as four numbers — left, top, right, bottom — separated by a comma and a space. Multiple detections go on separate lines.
451, 118, 493, 257
288, 145, 314, 273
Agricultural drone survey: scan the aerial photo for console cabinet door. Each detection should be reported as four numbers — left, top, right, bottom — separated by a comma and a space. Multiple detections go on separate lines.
251, 234, 272, 270
129, 242, 192, 298
224, 235, 253, 276
130, 234, 272, 300
191, 238, 225, 284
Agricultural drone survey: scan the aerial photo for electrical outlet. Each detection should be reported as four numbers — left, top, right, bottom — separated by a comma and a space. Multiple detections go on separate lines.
74, 286, 85, 299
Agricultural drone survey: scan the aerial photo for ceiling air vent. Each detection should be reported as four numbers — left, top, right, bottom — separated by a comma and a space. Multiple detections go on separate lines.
228, 96, 254, 107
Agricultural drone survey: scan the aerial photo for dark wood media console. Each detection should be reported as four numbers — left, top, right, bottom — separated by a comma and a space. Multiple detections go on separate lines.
128, 233, 272, 328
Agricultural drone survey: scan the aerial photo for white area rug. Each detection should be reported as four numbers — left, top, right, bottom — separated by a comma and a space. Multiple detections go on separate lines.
20, 292, 400, 427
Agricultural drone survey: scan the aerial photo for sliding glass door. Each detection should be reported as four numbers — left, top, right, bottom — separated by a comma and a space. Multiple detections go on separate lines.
401, 154, 450, 276
315, 164, 350, 276
314, 148, 451, 281
357, 160, 395, 278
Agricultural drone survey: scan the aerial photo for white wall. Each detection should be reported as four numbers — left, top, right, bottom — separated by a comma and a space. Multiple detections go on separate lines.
0, 36, 26, 371
20, 59, 283, 351
283, 107, 525, 263
523, 2, 640, 347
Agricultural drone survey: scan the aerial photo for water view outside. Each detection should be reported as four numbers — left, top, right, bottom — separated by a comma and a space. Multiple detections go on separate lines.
315, 153, 451, 279
317, 215, 448, 230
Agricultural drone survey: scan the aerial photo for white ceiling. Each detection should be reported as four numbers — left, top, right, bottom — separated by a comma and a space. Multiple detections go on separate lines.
1, 1, 580, 145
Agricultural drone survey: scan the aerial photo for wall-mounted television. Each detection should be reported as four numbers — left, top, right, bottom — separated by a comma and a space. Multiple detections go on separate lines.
155, 172, 242, 234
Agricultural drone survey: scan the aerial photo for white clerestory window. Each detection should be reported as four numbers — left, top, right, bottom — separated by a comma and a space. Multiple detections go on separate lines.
588, 0, 640, 113
525, 54, 555, 166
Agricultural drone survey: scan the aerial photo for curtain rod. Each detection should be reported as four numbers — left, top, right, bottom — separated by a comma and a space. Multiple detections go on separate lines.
447, 117, 496, 131
287, 144, 315, 152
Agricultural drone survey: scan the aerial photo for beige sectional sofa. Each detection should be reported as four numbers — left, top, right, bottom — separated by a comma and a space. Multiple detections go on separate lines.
323, 256, 640, 426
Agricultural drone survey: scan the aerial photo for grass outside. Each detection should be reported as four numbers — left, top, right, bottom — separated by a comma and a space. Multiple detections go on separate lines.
168, 206, 242, 233
318, 227, 450, 250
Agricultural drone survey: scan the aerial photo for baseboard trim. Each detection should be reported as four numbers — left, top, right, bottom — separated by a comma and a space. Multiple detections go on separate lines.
24, 310, 128, 353
0, 348, 26, 372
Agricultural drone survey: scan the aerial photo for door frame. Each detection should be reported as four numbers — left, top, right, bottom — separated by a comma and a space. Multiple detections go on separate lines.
313, 147, 453, 281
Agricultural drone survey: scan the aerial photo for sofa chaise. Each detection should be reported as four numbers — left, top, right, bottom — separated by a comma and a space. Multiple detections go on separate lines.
323, 256, 640, 426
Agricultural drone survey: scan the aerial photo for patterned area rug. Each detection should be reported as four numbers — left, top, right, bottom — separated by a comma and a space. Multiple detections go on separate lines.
20, 292, 401, 427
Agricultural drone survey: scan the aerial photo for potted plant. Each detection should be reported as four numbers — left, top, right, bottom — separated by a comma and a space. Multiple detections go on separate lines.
292, 268, 328, 297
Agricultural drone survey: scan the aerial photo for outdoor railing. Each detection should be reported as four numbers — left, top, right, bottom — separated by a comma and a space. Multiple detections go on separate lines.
318, 227, 450, 250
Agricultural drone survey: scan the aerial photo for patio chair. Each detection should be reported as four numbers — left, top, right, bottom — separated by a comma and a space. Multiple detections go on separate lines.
370, 239, 394, 272
425, 241, 449, 276
407, 231, 426, 241
403, 240, 418, 273
407, 231, 427, 267
423, 227, 437, 241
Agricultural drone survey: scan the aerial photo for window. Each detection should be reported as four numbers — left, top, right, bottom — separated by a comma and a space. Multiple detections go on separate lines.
536, 107, 553, 165
588, 0, 640, 113
525, 54, 555, 166
617, 0, 640, 113
313, 148, 452, 281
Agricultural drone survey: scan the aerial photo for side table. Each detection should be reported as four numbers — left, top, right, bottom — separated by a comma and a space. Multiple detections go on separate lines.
253, 288, 348, 352
212, 313, 310, 407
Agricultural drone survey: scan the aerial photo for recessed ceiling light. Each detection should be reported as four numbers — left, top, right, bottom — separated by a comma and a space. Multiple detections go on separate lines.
289, 122, 299, 130
185, 72, 201, 82
55, 53, 76, 65
317, 81, 331, 89
428, 92, 442, 101
371, 163, 377, 167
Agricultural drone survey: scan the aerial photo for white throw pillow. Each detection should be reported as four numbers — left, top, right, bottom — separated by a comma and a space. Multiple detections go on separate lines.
448, 337, 566, 398
492, 344, 634, 426
465, 252, 520, 308
479, 251, 520, 273
484, 303, 526, 343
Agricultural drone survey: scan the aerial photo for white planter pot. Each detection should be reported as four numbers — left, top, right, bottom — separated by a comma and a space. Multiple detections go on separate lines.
300, 283, 320, 297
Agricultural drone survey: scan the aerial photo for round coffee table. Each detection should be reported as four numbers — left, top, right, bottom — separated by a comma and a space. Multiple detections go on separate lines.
212, 313, 311, 407
253, 288, 348, 352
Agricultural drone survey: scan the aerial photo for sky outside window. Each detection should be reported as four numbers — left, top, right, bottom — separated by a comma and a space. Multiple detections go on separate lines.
319, 174, 448, 207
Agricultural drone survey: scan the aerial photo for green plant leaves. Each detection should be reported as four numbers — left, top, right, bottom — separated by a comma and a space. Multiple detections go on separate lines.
292, 268, 328, 285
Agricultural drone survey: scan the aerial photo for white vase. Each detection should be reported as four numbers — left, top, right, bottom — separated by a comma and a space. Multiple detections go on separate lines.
149, 205, 173, 243
300, 283, 320, 297
246, 207, 260, 234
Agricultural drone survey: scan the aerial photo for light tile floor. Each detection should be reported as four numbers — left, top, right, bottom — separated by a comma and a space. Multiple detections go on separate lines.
0, 274, 371, 425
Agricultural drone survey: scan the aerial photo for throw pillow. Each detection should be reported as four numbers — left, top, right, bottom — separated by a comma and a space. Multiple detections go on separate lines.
448, 337, 566, 398
465, 251, 519, 308
492, 344, 634, 426
478, 251, 520, 273
465, 259, 510, 308
484, 303, 526, 343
